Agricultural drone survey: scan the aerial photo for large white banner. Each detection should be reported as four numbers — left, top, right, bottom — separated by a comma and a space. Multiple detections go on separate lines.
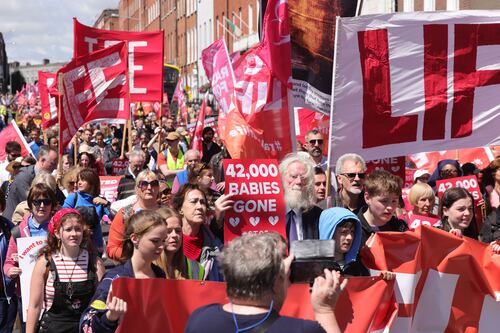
331, 11, 500, 163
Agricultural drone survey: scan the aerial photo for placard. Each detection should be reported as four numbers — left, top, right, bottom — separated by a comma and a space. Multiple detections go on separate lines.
223, 159, 286, 243
100, 176, 122, 203
18, 236, 47, 322
407, 214, 440, 230
366, 156, 405, 180
111, 159, 128, 176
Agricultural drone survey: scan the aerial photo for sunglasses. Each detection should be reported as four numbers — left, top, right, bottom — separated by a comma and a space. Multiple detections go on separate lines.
308, 139, 323, 145
139, 180, 160, 189
341, 172, 366, 180
32, 198, 52, 206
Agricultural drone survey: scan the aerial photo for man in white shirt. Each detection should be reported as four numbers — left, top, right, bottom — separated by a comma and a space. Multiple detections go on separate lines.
0, 141, 21, 184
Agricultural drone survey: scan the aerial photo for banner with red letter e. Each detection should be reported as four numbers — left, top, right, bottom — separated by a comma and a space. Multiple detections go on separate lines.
57, 41, 129, 156
223, 159, 286, 243
331, 11, 500, 162
73, 18, 163, 102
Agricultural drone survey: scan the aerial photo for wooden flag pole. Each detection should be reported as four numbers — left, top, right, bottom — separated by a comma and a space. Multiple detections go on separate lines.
121, 122, 127, 158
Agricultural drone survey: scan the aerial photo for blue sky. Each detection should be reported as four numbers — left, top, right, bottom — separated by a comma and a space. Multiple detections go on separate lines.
0, 0, 119, 65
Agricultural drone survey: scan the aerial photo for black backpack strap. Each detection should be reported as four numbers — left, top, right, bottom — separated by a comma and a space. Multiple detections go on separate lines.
247, 310, 280, 333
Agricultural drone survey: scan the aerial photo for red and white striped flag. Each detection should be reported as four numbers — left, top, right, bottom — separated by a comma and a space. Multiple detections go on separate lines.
0, 121, 34, 161
38, 71, 58, 130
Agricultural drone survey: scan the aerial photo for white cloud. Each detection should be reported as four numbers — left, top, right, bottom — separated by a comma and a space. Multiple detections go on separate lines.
0, 0, 119, 64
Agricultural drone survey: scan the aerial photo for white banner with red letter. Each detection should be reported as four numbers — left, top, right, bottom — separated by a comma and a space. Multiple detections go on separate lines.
57, 41, 129, 155
362, 226, 500, 332
73, 18, 163, 102
38, 71, 58, 130
331, 11, 500, 163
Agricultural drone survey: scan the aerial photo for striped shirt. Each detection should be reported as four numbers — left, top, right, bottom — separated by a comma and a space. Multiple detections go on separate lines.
44, 250, 89, 310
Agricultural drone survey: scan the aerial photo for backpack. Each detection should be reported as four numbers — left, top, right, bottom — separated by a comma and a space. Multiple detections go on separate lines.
72, 193, 100, 229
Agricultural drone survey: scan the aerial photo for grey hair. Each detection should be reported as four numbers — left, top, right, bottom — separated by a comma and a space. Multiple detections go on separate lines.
335, 153, 366, 175
31, 172, 57, 193
135, 169, 157, 187
279, 152, 316, 208
185, 149, 201, 159
128, 149, 146, 161
219, 233, 285, 301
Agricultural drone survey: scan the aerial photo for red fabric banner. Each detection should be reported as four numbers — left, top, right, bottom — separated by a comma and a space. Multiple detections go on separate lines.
38, 71, 57, 130
73, 18, 163, 102
409, 147, 494, 171
362, 226, 500, 332
223, 159, 287, 243
112, 276, 396, 333
190, 93, 206, 155
0, 121, 32, 161
57, 41, 129, 156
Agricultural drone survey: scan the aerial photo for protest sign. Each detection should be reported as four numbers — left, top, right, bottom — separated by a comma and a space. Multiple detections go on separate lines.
407, 214, 440, 230
332, 11, 500, 162
111, 159, 128, 176
18, 236, 47, 321
366, 156, 405, 180
100, 176, 121, 203
223, 159, 286, 243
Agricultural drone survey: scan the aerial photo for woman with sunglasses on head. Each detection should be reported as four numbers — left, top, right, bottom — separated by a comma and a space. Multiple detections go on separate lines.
80, 210, 168, 333
63, 168, 111, 255
4, 183, 57, 333
106, 170, 160, 262
26, 209, 105, 333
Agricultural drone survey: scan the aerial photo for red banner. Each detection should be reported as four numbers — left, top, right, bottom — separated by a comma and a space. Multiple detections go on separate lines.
173, 78, 187, 124
112, 276, 396, 333
73, 18, 163, 102
223, 159, 286, 243
99, 176, 121, 203
111, 159, 128, 176
366, 156, 405, 180
0, 121, 32, 161
409, 147, 494, 171
57, 41, 129, 156
294, 107, 329, 156
362, 226, 500, 332
38, 71, 58, 130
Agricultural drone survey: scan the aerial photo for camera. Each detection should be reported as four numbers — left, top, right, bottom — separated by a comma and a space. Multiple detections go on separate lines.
290, 240, 341, 283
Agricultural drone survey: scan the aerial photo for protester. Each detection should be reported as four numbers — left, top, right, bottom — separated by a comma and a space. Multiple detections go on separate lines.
171, 149, 201, 194
438, 187, 478, 239
80, 210, 168, 333
201, 127, 221, 164
4, 183, 57, 332
1, 157, 22, 200
158, 180, 172, 206
62, 168, 111, 254
56, 154, 74, 187
304, 129, 327, 171
154, 207, 205, 280
188, 163, 220, 212
28, 128, 44, 157
209, 145, 230, 192
172, 183, 224, 281
334, 153, 367, 214
103, 138, 121, 176
0, 141, 22, 184
60, 166, 81, 197
313, 167, 327, 209
26, 209, 105, 333
4, 146, 58, 220
279, 153, 322, 242
107, 170, 160, 262
428, 159, 463, 188
485, 159, 500, 209
185, 232, 346, 333
407, 183, 437, 217
77, 151, 98, 172
413, 169, 430, 184
358, 170, 408, 246
158, 131, 186, 187
116, 150, 146, 200
47, 136, 58, 151
0, 188, 17, 333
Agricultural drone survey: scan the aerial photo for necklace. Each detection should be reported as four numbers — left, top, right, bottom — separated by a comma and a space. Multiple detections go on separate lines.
60, 251, 80, 299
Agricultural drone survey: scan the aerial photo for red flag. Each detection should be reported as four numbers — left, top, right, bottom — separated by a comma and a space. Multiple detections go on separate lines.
190, 92, 206, 155
173, 78, 188, 124
57, 41, 129, 155
202, 39, 267, 159
73, 18, 164, 102
0, 121, 33, 161
38, 71, 58, 130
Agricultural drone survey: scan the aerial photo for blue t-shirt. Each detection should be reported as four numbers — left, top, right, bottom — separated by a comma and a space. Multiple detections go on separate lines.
28, 215, 49, 238
185, 304, 326, 333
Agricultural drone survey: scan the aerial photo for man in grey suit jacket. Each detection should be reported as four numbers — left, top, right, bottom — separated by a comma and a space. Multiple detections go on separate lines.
3, 146, 58, 220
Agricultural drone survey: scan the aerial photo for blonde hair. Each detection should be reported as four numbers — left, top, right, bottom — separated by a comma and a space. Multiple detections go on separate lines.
408, 183, 435, 206
121, 210, 166, 261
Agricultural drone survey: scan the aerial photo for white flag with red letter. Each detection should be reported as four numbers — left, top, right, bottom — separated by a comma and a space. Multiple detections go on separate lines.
57, 41, 129, 155
332, 11, 500, 162
38, 71, 57, 130
73, 18, 163, 102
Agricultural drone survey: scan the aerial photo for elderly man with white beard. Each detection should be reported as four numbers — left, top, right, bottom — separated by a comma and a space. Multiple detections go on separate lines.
333, 153, 367, 215
279, 153, 322, 243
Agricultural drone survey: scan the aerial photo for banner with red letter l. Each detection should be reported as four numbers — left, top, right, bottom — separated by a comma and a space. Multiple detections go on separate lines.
73, 18, 163, 102
57, 41, 129, 156
331, 11, 500, 163
223, 159, 286, 243
38, 71, 57, 130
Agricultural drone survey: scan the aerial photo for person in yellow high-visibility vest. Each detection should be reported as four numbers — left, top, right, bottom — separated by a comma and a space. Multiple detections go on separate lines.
158, 132, 185, 187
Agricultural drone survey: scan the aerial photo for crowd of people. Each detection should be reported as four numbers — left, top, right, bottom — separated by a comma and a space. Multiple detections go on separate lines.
0, 93, 499, 332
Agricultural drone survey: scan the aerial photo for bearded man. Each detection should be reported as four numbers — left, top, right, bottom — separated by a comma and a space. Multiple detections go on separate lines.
279, 153, 322, 243
334, 153, 367, 214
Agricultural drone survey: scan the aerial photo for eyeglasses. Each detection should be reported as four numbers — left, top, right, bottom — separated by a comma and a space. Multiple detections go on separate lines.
32, 198, 52, 207
139, 180, 159, 189
341, 172, 366, 180
308, 139, 323, 145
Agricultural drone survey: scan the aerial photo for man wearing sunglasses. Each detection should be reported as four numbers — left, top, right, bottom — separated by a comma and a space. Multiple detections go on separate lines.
0, 141, 21, 185
304, 130, 327, 172
334, 153, 367, 215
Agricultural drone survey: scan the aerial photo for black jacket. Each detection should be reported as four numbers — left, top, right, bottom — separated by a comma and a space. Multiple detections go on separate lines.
302, 205, 323, 240
357, 207, 408, 247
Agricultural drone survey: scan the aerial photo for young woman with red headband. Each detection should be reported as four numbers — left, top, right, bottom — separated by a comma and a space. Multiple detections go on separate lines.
26, 209, 105, 333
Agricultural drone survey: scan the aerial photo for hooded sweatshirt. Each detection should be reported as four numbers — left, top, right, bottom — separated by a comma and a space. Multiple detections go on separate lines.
319, 207, 368, 276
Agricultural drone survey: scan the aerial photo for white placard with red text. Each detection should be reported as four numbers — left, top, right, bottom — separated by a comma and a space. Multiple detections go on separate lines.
223, 159, 286, 243
366, 156, 405, 180
100, 176, 122, 203
18, 236, 47, 322
331, 11, 500, 162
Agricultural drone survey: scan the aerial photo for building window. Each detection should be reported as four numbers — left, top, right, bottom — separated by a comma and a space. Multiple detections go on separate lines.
446, 0, 459, 10
424, 0, 435, 11
248, 4, 253, 33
